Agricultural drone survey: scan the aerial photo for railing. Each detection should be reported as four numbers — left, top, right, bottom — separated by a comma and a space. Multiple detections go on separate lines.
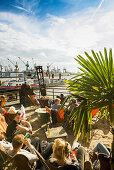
1, 85, 70, 107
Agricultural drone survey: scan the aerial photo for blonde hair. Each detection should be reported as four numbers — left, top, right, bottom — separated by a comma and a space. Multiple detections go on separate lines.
52, 138, 71, 164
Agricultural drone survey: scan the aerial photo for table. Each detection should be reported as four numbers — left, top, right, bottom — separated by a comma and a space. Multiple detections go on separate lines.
35, 108, 50, 120
45, 126, 68, 139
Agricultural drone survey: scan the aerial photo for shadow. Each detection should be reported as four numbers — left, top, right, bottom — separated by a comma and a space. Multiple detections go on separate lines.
59, 128, 66, 135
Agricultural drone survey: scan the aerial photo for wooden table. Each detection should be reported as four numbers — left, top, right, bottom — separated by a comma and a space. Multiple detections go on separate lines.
35, 108, 50, 120
45, 126, 68, 139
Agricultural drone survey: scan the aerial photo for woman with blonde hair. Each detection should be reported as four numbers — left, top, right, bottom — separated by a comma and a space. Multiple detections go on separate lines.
49, 138, 86, 170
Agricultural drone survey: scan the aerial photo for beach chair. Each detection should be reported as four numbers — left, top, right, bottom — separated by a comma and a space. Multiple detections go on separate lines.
45, 106, 64, 123
91, 108, 99, 118
0, 145, 12, 169
0, 146, 34, 170
12, 154, 34, 170
28, 95, 39, 106
0, 114, 7, 133
98, 153, 111, 170
0, 98, 7, 109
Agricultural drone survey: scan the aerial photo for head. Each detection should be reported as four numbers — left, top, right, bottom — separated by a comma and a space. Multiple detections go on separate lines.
71, 99, 77, 103
60, 94, 64, 98
54, 98, 61, 104
53, 138, 71, 162
12, 134, 24, 151
0, 95, 5, 100
0, 131, 5, 141
8, 106, 17, 114
14, 111, 21, 123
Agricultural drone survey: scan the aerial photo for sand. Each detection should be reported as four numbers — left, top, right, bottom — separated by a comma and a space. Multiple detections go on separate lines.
23, 106, 113, 151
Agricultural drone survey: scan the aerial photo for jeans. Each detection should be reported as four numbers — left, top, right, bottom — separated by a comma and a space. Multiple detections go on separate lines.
92, 142, 110, 156
76, 146, 86, 170
31, 137, 53, 169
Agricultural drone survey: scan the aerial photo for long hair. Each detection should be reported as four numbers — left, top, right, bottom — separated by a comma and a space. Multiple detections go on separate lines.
51, 138, 72, 165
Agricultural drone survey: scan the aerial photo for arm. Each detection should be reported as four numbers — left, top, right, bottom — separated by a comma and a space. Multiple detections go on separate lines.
21, 120, 32, 132
16, 124, 31, 133
23, 139, 36, 155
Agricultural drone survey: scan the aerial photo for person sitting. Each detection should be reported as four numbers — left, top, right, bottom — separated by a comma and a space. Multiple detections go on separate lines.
5, 111, 32, 142
52, 98, 61, 111
60, 93, 65, 104
69, 99, 79, 113
89, 142, 110, 169
49, 138, 87, 170
29, 93, 39, 106
0, 132, 53, 169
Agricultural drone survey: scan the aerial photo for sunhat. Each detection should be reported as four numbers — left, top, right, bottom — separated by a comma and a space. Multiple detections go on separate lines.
8, 106, 18, 114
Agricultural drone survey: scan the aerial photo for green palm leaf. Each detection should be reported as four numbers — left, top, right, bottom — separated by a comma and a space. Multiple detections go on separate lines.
65, 47, 114, 139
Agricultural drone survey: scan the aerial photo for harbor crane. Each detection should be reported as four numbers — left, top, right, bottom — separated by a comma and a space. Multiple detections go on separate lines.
18, 57, 29, 71
46, 63, 53, 75
7, 58, 19, 72
32, 58, 36, 69
46, 63, 53, 78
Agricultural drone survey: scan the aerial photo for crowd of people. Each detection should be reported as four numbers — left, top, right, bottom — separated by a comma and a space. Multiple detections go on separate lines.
0, 94, 111, 170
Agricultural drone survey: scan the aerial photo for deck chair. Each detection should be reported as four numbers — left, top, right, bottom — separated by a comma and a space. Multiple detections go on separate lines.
28, 95, 39, 106
12, 154, 34, 170
98, 153, 111, 170
45, 106, 64, 123
91, 108, 99, 118
0, 98, 6, 109
0, 146, 34, 170
0, 114, 7, 133
0, 145, 12, 170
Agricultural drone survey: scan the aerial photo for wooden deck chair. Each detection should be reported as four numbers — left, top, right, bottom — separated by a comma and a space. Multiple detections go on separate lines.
57, 108, 64, 122
45, 106, 51, 116
28, 95, 39, 106
0, 114, 7, 133
45, 106, 64, 123
91, 108, 99, 118
0, 144, 12, 170
98, 153, 111, 170
12, 154, 34, 170
0, 98, 6, 109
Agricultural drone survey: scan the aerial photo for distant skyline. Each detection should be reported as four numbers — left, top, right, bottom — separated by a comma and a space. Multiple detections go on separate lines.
0, 0, 114, 72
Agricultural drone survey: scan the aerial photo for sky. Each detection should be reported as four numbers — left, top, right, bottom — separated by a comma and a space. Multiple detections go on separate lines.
0, 0, 114, 72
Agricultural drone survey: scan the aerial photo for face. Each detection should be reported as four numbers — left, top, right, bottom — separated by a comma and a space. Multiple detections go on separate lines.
15, 114, 21, 123
57, 100, 61, 104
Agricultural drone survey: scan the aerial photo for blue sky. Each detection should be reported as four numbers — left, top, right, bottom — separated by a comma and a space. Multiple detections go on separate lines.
0, 0, 102, 17
0, 0, 114, 72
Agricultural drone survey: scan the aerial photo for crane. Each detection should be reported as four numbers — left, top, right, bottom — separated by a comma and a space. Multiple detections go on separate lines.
7, 58, 19, 72
32, 58, 36, 69
46, 63, 53, 78
46, 63, 53, 74
18, 57, 29, 71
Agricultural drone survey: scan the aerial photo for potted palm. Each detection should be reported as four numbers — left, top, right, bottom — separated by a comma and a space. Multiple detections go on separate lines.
61, 47, 114, 169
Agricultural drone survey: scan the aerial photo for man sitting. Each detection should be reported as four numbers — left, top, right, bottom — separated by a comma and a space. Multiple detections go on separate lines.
52, 98, 61, 110
0, 132, 53, 169
5, 111, 32, 142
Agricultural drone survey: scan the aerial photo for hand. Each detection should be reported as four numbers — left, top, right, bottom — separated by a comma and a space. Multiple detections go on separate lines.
72, 154, 77, 162
89, 150, 97, 163
29, 128, 32, 134
23, 139, 30, 147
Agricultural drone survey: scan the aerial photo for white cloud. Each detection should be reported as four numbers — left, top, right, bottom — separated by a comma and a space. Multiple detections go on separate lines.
0, 2, 114, 72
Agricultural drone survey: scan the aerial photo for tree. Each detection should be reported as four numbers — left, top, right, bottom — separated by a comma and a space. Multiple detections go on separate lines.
61, 47, 114, 168
65, 47, 114, 137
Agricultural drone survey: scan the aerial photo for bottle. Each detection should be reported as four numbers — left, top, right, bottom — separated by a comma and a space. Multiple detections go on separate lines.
46, 125, 50, 135
21, 104, 25, 119
24, 133, 30, 139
